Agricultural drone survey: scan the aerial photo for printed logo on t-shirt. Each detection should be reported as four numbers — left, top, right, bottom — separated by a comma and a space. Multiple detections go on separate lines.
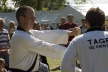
87, 38, 108, 49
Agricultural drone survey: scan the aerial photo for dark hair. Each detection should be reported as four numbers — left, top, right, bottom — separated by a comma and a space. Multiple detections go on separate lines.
86, 8, 105, 27
16, 5, 33, 23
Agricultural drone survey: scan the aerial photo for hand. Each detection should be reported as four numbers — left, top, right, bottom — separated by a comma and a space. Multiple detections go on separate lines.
68, 27, 81, 36
73, 27, 81, 36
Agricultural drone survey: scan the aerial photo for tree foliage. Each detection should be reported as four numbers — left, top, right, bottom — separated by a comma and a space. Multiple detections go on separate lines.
12, 0, 67, 10
12, 0, 37, 9
0, 0, 88, 12
0, 0, 8, 9
0, 0, 14, 12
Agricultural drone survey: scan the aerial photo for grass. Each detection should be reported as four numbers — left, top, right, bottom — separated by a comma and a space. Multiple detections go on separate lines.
47, 57, 61, 72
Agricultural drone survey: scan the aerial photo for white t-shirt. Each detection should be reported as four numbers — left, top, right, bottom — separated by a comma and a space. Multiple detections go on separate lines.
62, 31, 108, 72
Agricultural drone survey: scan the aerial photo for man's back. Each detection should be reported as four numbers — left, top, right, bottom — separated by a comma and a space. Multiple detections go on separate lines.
61, 7, 107, 72
62, 30, 108, 72
76, 31, 108, 72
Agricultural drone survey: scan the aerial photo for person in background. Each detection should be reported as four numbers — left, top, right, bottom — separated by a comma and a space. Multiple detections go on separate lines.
61, 8, 106, 72
0, 58, 8, 72
80, 19, 87, 34
33, 21, 40, 30
8, 21, 16, 38
104, 20, 108, 31
0, 18, 10, 68
58, 17, 66, 28
59, 14, 79, 46
59, 14, 78, 30
40, 24, 50, 30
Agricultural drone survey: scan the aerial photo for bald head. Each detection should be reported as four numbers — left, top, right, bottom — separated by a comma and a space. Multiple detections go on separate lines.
16, 6, 35, 23
16, 6, 36, 31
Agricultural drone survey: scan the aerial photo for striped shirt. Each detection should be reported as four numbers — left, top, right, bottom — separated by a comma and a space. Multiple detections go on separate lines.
0, 29, 10, 49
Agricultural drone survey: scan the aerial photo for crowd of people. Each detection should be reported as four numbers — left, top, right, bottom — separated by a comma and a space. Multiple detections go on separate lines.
0, 5, 108, 72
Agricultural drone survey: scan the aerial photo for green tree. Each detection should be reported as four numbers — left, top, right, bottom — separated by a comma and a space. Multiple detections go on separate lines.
0, 0, 7, 8
12, 0, 36, 9
0, 0, 14, 12
12, 0, 67, 10
47, 0, 66, 10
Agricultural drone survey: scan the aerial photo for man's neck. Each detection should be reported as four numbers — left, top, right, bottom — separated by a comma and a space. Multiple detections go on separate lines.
86, 27, 104, 32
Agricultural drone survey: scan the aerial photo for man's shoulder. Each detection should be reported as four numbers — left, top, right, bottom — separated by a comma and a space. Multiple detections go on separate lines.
72, 33, 87, 42
12, 30, 34, 41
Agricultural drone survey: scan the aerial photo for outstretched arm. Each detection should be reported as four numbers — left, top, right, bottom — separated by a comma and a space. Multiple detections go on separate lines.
21, 35, 66, 59
30, 30, 69, 44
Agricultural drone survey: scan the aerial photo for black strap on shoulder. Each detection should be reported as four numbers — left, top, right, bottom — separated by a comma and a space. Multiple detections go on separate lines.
27, 54, 38, 72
